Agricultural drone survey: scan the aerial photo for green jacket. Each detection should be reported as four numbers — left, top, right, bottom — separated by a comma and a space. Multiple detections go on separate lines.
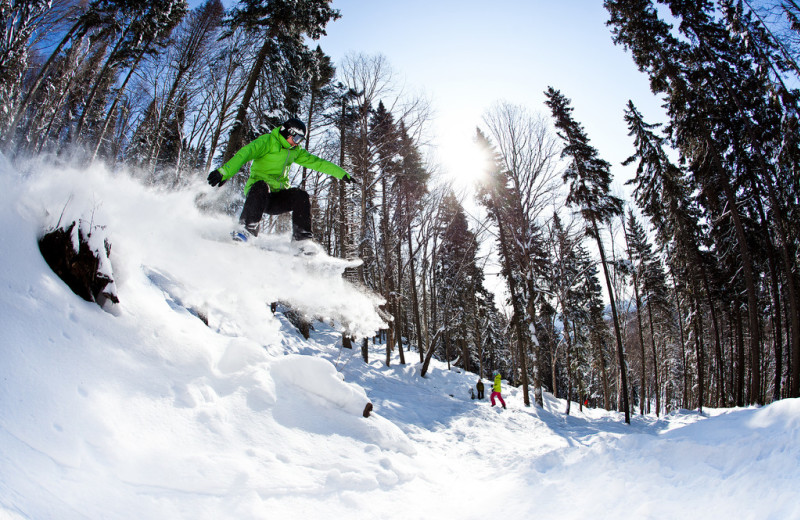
493, 374, 502, 393
217, 127, 350, 194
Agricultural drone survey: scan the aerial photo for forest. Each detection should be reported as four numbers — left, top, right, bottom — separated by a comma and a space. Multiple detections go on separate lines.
2, 0, 800, 424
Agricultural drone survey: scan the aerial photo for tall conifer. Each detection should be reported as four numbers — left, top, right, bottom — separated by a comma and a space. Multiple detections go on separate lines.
545, 87, 630, 423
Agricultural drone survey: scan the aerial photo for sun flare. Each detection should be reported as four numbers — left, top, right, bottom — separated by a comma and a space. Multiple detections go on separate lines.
437, 128, 490, 192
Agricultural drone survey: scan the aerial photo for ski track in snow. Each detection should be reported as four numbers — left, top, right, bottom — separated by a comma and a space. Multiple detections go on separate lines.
1, 158, 799, 519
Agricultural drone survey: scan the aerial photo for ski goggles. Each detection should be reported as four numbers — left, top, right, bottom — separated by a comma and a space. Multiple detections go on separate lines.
287, 128, 305, 143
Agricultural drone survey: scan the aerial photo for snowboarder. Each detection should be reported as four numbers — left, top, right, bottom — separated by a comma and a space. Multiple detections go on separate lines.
476, 378, 484, 400
207, 118, 353, 244
490, 372, 506, 409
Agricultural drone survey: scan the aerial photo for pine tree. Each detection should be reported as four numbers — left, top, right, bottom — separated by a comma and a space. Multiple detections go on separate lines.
581, 244, 613, 410
621, 210, 650, 414
220, 0, 339, 163
625, 211, 671, 415
0, 0, 51, 139
623, 100, 720, 410
370, 100, 402, 365
434, 191, 480, 371
606, 0, 800, 402
300, 46, 337, 189
545, 87, 630, 423
6, 0, 142, 146
74, 1, 189, 145
548, 213, 593, 414
474, 127, 536, 406
396, 121, 429, 364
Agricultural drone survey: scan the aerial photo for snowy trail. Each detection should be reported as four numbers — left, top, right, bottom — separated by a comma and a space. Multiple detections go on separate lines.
1, 159, 799, 519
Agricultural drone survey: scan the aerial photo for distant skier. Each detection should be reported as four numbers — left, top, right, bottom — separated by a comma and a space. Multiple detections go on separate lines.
490, 372, 506, 409
207, 117, 353, 245
476, 378, 485, 400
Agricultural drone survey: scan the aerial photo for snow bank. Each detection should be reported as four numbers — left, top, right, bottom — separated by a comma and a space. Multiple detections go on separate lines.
2, 156, 799, 520
271, 355, 370, 416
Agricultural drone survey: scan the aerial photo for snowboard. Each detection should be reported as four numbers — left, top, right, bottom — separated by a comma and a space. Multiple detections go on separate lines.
231, 232, 362, 275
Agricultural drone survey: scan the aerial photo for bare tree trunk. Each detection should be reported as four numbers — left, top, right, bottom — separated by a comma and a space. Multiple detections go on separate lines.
719, 182, 761, 405
669, 271, 689, 409
645, 302, 660, 416
623, 217, 649, 415
765, 246, 783, 402
692, 295, 706, 412
74, 22, 135, 139
497, 217, 531, 407
91, 44, 151, 161
395, 237, 406, 365
5, 21, 81, 147
700, 266, 725, 406
407, 221, 424, 363
221, 38, 272, 162
564, 317, 574, 415
591, 219, 630, 423
733, 304, 744, 406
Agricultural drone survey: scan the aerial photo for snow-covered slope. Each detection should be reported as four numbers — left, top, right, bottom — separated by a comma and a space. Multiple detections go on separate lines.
1, 157, 799, 520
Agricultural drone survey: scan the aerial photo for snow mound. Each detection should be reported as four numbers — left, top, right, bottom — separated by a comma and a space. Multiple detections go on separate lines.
2, 156, 800, 519
271, 355, 415, 455
271, 355, 370, 416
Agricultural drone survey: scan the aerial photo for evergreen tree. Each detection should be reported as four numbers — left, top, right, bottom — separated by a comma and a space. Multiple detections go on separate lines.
74, 1, 188, 144
220, 0, 340, 163
545, 87, 630, 423
622, 100, 720, 409
6, 0, 145, 146
370, 100, 402, 365
474, 127, 537, 406
434, 191, 480, 371
395, 121, 430, 363
606, 0, 800, 402
300, 46, 337, 189
547, 213, 593, 414
581, 244, 613, 410
0, 0, 51, 138
625, 211, 671, 415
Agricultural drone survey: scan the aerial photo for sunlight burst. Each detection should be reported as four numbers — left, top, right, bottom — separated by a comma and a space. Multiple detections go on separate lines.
438, 129, 490, 192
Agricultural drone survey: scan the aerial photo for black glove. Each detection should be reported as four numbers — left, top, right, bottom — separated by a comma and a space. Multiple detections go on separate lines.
207, 170, 226, 187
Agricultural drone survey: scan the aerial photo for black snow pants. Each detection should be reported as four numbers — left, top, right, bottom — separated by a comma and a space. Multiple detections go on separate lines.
239, 181, 311, 239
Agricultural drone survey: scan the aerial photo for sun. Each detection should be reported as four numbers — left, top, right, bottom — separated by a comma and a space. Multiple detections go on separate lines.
436, 124, 489, 193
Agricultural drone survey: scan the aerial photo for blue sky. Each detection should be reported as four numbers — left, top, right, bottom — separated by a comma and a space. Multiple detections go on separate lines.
314, 1, 668, 301
196, 0, 668, 193
316, 0, 667, 193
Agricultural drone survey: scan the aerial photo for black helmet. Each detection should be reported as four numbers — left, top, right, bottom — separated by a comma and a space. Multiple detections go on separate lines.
280, 118, 306, 142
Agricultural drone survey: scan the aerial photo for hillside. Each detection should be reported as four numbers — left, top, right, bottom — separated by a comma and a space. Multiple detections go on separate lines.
1, 157, 799, 520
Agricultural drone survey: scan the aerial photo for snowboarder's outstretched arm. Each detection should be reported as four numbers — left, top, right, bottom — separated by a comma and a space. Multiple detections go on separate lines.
293, 148, 353, 182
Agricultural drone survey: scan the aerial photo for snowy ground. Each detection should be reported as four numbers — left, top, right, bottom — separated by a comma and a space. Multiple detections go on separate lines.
1, 157, 799, 520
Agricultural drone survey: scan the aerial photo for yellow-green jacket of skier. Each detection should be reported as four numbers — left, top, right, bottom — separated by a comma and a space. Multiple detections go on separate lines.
216, 126, 349, 195
493, 373, 502, 393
